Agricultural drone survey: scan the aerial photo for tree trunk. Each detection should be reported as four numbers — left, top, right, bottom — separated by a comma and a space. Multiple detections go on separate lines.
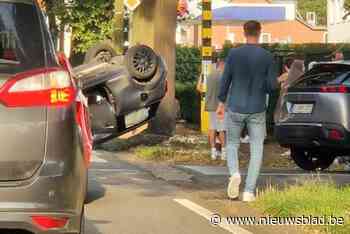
113, 0, 125, 54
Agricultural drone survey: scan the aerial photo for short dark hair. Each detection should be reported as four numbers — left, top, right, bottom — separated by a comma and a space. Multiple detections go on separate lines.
244, 20, 262, 37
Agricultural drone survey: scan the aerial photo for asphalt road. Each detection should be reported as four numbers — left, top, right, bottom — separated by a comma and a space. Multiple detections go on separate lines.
85, 150, 350, 234
85, 151, 232, 234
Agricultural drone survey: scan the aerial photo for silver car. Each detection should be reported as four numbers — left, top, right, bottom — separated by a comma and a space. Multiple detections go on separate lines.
0, 0, 90, 233
275, 61, 350, 171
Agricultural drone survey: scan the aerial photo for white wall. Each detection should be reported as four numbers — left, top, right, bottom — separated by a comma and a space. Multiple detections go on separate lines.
328, 0, 350, 42
328, 21, 350, 42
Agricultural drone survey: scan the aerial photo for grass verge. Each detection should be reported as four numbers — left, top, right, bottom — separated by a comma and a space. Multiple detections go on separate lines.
255, 181, 350, 234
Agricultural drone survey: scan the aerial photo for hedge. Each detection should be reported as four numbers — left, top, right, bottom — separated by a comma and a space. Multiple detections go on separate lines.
175, 82, 200, 123
176, 46, 201, 83
220, 41, 350, 60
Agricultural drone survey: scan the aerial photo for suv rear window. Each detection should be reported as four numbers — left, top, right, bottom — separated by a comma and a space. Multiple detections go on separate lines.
293, 64, 350, 87
0, 2, 45, 74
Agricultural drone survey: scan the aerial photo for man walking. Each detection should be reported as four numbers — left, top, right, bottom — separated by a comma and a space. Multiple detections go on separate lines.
216, 21, 286, 202
197, 58, 226, 160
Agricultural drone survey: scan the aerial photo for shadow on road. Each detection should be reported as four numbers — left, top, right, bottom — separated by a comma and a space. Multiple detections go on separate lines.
85, 219, 104, 234
86, 177, 106, 204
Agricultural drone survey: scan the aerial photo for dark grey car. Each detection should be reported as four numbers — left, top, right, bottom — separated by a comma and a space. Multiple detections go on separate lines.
74, 45, 168, 144
0, 0, 89, 233
275, 61, 350, 171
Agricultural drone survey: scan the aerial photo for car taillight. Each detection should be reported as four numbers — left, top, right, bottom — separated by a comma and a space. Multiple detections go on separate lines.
31, 216, 69, 230
328, 129, 344, 140
0, 68, 75, 107
320, 85, 349, 93
76, 98, 93, 167
3, 49, 16, 61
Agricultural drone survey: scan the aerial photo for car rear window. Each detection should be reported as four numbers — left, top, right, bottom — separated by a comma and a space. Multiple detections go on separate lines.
293, 64, 350, 87
0, 2, 45, 74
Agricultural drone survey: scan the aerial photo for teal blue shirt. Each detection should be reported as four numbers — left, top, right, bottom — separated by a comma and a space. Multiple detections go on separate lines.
218, 45, 278, 114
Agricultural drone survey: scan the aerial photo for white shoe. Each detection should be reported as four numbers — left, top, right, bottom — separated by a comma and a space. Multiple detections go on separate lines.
240, 136, 250, 144
242, 192, 256, 202
211, 149, 217, 160
344, 163, 350, 172
221, 149, 227, 161
227, 175, 241, 199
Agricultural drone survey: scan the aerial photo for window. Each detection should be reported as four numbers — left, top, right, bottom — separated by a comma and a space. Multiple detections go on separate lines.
306, 12, 317, 25
323, 32, 328, 43
260, 33, 271, 43
181, 28, 187, 43
0, 2, 45, 74
227, 32, 235, 43
294, 64, 350, 88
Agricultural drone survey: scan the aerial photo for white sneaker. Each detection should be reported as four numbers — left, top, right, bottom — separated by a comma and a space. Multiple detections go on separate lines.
240, 135, 250, 144
242, 192, 256, 202
227, 175, 241, 199
211, 148, 217, 160
221, 149, 227, 161
344, 163, 350, 172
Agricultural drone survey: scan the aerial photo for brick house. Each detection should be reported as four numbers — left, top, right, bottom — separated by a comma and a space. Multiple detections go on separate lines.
177, 0, 327, 48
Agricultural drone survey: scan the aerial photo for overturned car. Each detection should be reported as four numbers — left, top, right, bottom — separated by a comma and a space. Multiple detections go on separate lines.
74, 45, 167, 144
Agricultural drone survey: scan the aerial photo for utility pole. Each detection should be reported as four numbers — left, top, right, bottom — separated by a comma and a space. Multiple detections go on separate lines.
200, 0, 212, 133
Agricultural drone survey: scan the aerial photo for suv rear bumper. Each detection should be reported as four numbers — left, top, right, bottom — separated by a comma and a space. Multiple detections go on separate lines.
275, 123, 350, 149
0, 211, 80, 234
0, 173, 85, 234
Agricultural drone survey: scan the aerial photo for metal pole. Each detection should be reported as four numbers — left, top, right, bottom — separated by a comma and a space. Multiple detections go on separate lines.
200, 0, 212, 133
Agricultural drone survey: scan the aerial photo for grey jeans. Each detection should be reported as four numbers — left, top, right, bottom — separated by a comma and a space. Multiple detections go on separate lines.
225, 110, 266, 193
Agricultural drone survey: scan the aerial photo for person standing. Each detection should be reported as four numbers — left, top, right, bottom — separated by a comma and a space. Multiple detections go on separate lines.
197, 58, 226, 161
216, 21, 286, 202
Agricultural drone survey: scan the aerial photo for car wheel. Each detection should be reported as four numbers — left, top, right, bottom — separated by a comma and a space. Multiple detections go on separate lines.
291, 147, 336, 171
84, 41, 117, 64
126, 45, 159, 81
79, 207, 85, 234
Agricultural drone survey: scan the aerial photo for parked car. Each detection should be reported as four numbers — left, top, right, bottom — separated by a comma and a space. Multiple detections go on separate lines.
0, 0, 90, 233
275, 61, 350, 171
74, 44, 168, 144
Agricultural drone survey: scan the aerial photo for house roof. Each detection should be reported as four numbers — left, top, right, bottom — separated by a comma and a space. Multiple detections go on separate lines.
200, 6, 286, 21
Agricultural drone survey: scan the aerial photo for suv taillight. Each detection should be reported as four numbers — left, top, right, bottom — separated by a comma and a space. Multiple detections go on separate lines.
0, 68, 75, 107
320, 85, 349, 93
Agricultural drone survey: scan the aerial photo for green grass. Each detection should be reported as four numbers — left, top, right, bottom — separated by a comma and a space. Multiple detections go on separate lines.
134, 145, 225, 165
255, 181, 350, 234
135, 146, 174, 161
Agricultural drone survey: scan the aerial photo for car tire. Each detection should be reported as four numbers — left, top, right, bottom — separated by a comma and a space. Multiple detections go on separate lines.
79, 207, 85, 234
126, 45, 159, 81
291, 147, 336, 171
84, 41, 117, 64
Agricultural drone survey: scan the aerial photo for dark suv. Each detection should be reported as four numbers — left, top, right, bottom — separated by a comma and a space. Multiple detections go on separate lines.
275, 61, 350, 171
0, 0, 90, 233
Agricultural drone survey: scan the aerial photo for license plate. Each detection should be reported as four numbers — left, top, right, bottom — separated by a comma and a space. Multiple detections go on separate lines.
125, 108, 150, 128
291, 104, 314, 114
